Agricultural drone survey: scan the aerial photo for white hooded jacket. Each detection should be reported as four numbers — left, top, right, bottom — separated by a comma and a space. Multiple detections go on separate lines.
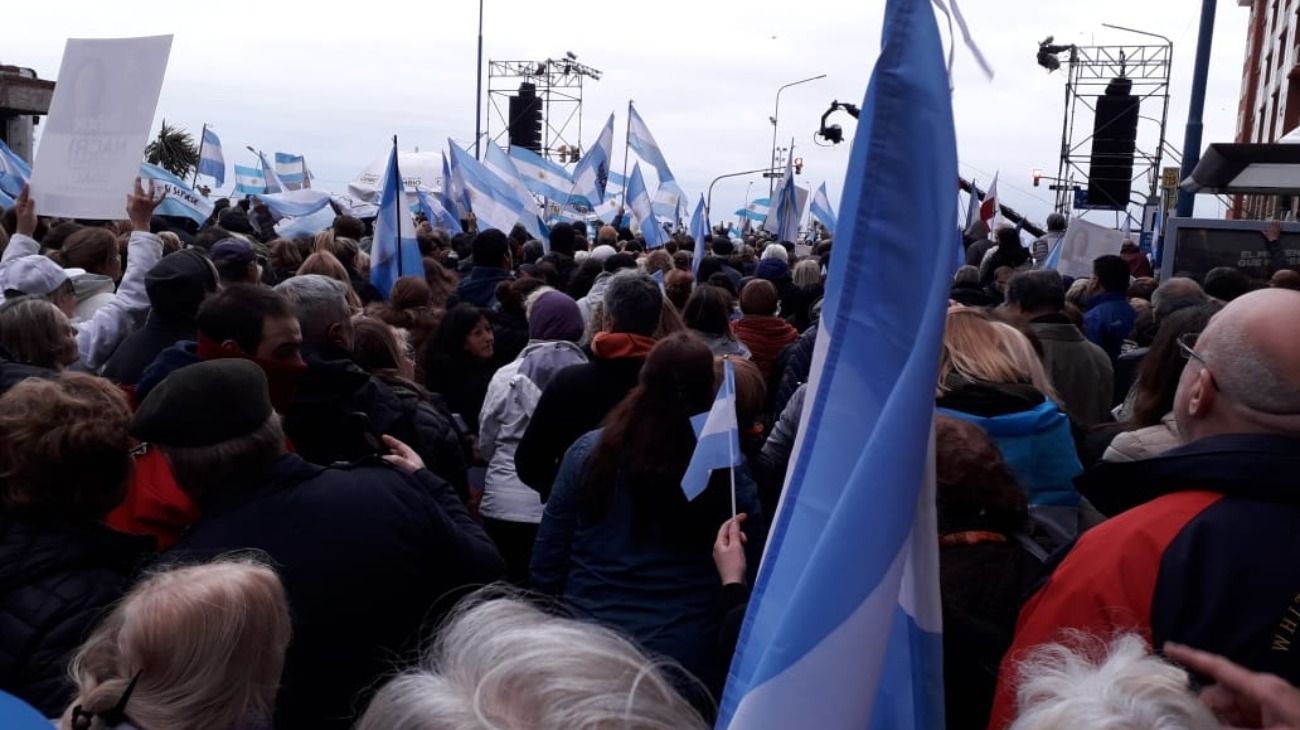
1, 230, 162, 372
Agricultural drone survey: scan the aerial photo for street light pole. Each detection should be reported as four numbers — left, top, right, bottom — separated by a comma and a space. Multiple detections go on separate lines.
474, 0, 484, 161
769, 74, 826, 198
708, 166, 777, 225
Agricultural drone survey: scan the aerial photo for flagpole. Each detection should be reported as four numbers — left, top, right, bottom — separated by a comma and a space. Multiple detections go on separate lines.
393, 135, 404, 278
192, 123, 207, 188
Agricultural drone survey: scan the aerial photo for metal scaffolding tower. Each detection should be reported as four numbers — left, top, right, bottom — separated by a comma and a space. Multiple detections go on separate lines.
486, 55, 601, 163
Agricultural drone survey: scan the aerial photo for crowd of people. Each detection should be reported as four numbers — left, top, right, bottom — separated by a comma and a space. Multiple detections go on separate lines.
1, 175, 1299, 729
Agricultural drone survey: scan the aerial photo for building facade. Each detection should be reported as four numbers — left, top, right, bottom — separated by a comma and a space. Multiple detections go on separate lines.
1235, 0, 1300, 217
0, 65, 55, 164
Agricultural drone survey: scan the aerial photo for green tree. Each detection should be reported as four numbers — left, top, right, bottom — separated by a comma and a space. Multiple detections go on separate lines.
144, 120, 199, 179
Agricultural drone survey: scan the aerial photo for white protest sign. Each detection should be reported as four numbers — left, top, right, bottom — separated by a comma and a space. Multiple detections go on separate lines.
29, 35, 173, 219
1056, 217, 1125, 278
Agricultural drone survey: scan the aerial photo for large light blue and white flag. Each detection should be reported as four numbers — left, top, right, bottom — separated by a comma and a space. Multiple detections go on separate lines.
254, 188, 333, 219
626, 163, 666, 249
571, 112, 614, 207
681, 356, 742, 501
274, 152, 311, 190
256, 151, 285, 194
690, 194, 708, 276
509, 145, 576, 202
0, 188, 14, 209
234, 164, 267, 195
371, 142, 424, 299
589, 195, 622, 224
718, 0, 956, 726
627, 102, 678, 185
652, 180, 686, 225
736, 197, 771, 222
764, 158, 804, 242
440, 151, 469, 222
196, 127, 225, 188
138, 163, 215, 224
810, 182, 837, 234
0, 138, 32, 198
448, 140, 530, 235
416, 188, 462, 234
274, 206, 335, 238
485, 143, 549, 244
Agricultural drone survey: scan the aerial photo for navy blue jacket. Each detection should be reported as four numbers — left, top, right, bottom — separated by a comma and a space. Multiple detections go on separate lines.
455, 266, 512, 309
166, 454, 504, 729
531, 430, 763, 683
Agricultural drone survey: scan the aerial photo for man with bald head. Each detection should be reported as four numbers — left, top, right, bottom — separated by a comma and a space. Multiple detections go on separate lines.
987, 288, 1300, 729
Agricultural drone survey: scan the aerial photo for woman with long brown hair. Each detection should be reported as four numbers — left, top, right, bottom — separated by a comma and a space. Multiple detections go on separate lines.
531, 332, 762, 687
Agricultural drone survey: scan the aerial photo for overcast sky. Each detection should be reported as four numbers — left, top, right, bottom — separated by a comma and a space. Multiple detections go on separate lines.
7, 0, 1249, 228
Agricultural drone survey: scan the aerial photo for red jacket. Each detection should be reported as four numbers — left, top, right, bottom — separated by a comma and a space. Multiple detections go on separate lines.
989, 434, 1300, 728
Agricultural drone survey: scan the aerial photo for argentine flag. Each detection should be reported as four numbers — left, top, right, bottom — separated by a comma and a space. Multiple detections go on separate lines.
627, 102, 678, 186
138, 163, 214, 224
448, 141, 530, 235
196, 127, 225, 188
626, 163, 665, 249
256, 151, 285, 194
571, 112, 614, 208
484, 143, 549, 244
508, 145, 575, 203
255, 188, 333, 219
764, 158, 804, 242
234, 164, 266, 195
737, 197, 771, 222
718, 0, 957, 726
689, 194, 708, 277
370, 141, 423, 299
681, 356, 742, 501
0, 138, 32, 198
811, 182, 837, 234
416, 188, 462, 234
275, 152, 311, 190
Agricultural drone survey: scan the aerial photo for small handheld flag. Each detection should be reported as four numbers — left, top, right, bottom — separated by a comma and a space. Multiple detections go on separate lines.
682, 357, 742, 514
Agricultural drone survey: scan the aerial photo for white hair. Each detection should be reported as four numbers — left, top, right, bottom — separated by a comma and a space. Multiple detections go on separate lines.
357, 594, 709, 730
761, 243, 789, 263
274, 274, 349, 346
1204, 319, 1300, 415
1009, 633, 1218, 730
61, 557, 291, 730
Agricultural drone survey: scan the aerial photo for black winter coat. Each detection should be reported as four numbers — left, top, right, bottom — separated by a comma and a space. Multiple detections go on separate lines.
165, 454, 505, 730
0, 348, 53, 396
514, 356, 643, 500
770, 324, 816, 417
0, 515, 152, 716
101, 317, 196, 386
285, 346, 469, 496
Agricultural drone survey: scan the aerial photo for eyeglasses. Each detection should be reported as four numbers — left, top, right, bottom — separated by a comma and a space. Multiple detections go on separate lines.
1176, 332, 1220, 392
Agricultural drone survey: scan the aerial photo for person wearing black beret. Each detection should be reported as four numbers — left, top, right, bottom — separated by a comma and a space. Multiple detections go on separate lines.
136, 359, 504, 730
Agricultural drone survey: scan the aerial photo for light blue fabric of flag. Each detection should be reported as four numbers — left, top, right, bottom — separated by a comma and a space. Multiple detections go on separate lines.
718, 0, 957, 727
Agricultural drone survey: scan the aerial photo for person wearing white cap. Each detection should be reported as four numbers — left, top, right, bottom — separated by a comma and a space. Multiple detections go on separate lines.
0, 180, 168, 372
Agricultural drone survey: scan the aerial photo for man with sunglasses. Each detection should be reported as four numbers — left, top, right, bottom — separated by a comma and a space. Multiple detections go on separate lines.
989, 287, 1300, 729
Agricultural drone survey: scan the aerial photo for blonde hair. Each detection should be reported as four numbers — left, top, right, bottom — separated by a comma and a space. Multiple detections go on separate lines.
990, 321, 1059, 402
298, 250, 361, 311
792, 259, 821, 288
357, 593, 708, 730
1009, 633, 1218, 730
939, 307, 1025, 394
61, 557, 292, 730
0, 295, 77, 369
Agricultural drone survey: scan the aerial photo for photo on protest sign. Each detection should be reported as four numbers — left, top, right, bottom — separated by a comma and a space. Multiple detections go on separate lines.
28, 35, 173, 219
1056, 217, 1125, 278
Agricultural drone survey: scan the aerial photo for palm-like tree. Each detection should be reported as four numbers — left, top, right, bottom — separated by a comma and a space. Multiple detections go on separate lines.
144, 120, 199, 179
